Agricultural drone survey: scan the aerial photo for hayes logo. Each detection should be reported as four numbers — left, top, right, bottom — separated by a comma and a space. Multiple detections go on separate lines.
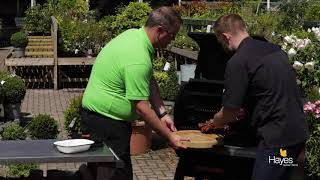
268, 148, 298, 167
280, 148, 287, 157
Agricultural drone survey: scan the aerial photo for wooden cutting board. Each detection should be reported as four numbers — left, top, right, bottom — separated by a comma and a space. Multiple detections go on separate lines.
174, 130, 223, 148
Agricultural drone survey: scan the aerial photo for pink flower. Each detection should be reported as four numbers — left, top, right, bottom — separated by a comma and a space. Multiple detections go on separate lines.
304, 100, 320, 120
304, 102, 316, 112
314, 100, 320, 106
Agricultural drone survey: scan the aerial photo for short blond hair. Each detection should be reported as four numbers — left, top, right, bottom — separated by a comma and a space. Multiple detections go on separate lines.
213, 14, 247, 36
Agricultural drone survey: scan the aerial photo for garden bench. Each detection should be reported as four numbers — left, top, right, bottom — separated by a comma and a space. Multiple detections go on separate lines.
0, 139, 123, 180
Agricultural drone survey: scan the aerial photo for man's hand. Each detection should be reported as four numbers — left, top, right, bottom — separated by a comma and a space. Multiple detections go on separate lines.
160, 114, 177, 132
237, 108, 246, 120
168, 133, 189, 149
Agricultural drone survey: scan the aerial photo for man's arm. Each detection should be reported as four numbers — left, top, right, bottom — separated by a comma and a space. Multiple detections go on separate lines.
149, 76, 177, 131
212, 106, 241, 128
149, 76, 166, 115
134, 100, 186, 149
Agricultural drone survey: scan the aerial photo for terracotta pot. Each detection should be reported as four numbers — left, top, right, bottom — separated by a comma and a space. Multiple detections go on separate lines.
130, 120, 152, 156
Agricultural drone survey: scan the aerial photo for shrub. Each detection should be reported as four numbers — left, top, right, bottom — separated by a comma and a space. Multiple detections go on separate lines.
54, 0, 91, 20
247, 12, 280, 42
0, 74, 26, 104
59, 18, 111, 56
171, 29, 199, 51
153, 56, 179, 101
10, 32, 28, 48
64, 96, 82, 135
1, 123, 27, 140
304, 2, 320, 21
278, 0, 309, 32
112, 2, 151, 36
99, 15, 116, 37
28, 114, 59, 139
0, 71, 9, 103
8, 164, 38, 178
23, 4, 52, 34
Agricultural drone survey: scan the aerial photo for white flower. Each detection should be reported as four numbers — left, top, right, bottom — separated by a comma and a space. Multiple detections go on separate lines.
295, 38, 310, 50
304, 38, 311, 46
272, 32, 275, 36
304, 61, 315, 72
296, 79, 301, 85
292, 61, 303, 70
0, 80, 5, 85
311, 27, 320, 40
284, 36, 294, 44
308, 28, 311, 33
281, 45, 287, 51
288, 48, 297, 57
295, 39, 305, 50
74, 49, 79, 54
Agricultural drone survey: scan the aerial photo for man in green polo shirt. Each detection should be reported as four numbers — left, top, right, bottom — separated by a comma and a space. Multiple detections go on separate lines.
81, 6, 188, 180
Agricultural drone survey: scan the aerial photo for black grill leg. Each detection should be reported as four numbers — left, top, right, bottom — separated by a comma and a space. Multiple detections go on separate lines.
174, 158, 186, 180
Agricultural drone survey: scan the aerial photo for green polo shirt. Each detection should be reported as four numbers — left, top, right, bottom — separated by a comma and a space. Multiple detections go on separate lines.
82, 27, 154, 121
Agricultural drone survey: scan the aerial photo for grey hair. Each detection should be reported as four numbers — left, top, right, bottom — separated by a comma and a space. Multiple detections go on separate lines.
145, 6, 182, 30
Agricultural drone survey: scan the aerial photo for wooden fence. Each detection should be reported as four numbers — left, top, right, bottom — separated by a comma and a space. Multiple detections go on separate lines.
5, 17, 199, 89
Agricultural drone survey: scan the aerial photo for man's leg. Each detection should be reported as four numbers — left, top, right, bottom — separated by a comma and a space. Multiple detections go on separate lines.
81, 109, 133, 180
251, 143, 305, 180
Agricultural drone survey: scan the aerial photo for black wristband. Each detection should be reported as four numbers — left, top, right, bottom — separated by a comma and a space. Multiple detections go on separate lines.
158, 111, 168, 119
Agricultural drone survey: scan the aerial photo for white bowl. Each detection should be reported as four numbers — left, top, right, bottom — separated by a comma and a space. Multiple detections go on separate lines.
54, 139, 95, 154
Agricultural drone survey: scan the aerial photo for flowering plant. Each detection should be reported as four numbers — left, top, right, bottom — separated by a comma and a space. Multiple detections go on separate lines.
304, 99, 320, 178
304, 100, 320, 119
281, 28, 320, 97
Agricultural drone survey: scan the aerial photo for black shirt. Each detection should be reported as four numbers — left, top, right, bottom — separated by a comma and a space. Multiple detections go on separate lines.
222, 37, 309, 148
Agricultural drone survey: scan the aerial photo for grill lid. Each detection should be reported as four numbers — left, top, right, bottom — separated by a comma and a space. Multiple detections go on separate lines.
188, 32, 231, 81
174, 79, 224, 130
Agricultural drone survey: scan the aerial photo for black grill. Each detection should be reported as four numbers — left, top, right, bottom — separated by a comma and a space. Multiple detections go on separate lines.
174, 79, 224, 130
173, 32, 257, 180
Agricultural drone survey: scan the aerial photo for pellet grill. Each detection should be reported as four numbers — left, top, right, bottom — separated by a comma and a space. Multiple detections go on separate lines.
173, 32, 258, 180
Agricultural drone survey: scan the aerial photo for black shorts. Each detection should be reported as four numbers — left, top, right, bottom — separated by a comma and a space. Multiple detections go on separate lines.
81, 107, 133, 180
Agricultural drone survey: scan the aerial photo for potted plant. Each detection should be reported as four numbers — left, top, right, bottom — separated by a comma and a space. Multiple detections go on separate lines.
1, 74, 26, 121
64, 97, 82, 138
10, 31, 28, 58
28, 114, 59, 139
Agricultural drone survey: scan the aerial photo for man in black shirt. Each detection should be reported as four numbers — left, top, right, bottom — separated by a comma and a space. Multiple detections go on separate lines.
210, 14, 309, 180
